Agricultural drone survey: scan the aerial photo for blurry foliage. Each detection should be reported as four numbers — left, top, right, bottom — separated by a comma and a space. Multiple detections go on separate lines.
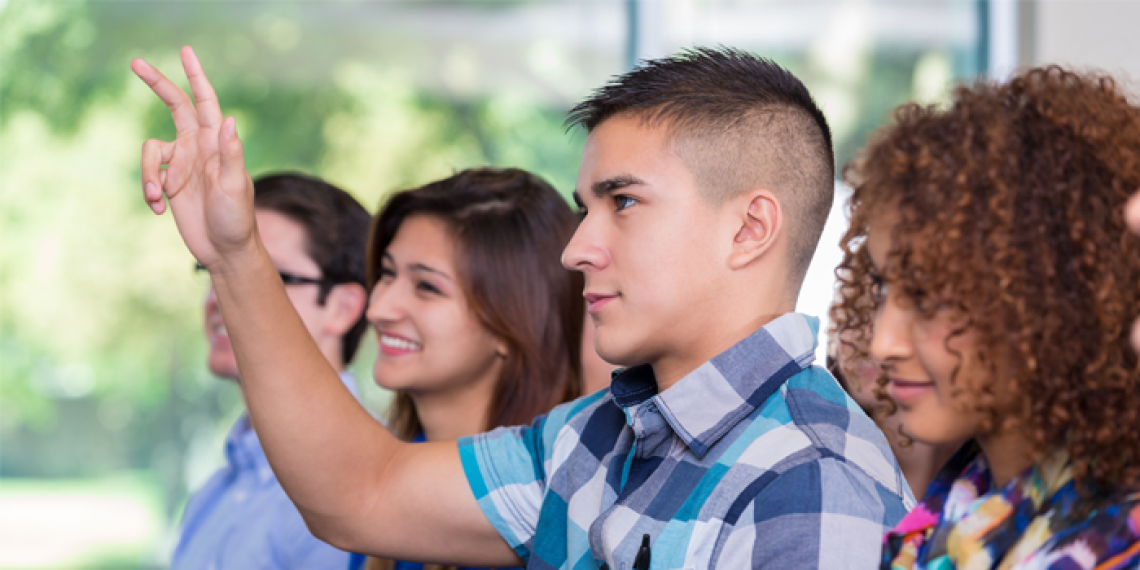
0, 0, 591, 527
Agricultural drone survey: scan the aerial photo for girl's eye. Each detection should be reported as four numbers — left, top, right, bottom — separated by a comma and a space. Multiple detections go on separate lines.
614, 195, 637, 211
378, 266, 396, 281
911, 289, 931, 313
416, 281, 442, 295
869, 275, 888, 303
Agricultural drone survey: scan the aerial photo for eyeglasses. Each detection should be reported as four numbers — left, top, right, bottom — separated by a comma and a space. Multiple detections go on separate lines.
194, 262, 327, 287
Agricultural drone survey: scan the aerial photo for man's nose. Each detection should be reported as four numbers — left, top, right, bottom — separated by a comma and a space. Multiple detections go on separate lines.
561, 217, 609, 272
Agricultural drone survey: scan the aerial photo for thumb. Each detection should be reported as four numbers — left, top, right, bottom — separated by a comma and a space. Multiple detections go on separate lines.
217, 116, 250, 194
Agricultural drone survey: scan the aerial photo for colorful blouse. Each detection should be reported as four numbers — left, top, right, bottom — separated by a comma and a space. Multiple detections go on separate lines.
882, 442, 1140, 569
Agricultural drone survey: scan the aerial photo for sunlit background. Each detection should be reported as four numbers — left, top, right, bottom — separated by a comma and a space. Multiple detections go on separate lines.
2, 1, 1135, 567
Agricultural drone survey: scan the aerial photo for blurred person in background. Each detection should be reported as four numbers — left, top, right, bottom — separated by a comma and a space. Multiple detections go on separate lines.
831, 67, 1140, 568
173, 173, 371, 569
351, 167, 582, 570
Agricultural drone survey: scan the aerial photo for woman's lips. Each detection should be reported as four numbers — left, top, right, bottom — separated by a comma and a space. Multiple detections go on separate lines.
888, 377, 934, 404
584, 293, 617, 313
378, 332, 422, 356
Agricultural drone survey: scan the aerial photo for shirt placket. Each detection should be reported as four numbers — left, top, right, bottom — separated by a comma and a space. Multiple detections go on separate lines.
596, 400, 673, 569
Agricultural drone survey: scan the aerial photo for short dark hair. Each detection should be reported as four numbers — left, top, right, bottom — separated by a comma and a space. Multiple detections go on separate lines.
252, 173, 372, 365
369, 167, 583, 439
567, 46, 835, 287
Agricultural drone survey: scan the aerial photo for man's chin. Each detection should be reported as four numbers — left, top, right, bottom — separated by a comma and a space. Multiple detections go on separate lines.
594, 341, 644, 369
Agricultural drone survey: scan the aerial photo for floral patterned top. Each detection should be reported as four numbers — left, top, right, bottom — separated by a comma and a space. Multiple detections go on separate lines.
882, 442, 1140, 569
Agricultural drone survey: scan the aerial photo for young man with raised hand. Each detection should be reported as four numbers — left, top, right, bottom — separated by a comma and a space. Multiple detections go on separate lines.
133, 46, 911, 569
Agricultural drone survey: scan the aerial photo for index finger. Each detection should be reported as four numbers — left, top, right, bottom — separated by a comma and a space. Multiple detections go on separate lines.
131, 57, 200, 138
180, 46, 223, 130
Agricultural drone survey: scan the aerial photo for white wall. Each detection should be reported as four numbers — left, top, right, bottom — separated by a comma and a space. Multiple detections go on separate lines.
1031, 0, 1140, 89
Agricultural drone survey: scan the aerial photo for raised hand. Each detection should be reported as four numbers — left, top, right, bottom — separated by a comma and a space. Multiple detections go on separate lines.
131, 46, 255, 269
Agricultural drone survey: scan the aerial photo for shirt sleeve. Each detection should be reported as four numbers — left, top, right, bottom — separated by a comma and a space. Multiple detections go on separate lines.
711, 457, 904, 569
458, 414, 554, 563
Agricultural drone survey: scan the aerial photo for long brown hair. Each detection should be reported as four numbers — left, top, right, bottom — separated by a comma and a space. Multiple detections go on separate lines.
364, 167, 583, 570
831, 66, 1140, 498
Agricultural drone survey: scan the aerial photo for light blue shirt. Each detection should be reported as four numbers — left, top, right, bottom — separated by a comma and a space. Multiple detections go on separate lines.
171, 372, 359, 570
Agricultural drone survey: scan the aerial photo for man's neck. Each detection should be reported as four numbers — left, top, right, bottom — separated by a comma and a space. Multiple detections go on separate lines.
650, 310, 787, 392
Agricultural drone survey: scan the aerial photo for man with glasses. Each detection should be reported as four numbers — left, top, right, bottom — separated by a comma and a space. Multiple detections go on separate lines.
172, 173, 371, 569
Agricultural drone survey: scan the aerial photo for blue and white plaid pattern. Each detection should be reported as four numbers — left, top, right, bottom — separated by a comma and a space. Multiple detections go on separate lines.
459, 313, 915, 569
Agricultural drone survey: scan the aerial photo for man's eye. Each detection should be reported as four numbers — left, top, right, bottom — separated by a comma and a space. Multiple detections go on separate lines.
614, 195, 637, 211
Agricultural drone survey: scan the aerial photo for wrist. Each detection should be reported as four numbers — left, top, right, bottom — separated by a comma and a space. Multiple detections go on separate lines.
203, 237, 272, 285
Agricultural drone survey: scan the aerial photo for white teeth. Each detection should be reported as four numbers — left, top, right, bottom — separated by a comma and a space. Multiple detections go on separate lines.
212, 322, 228, 338
380, 334, 421, 351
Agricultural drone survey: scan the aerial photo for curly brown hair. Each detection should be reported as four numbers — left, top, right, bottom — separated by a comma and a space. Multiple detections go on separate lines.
831, 66, 1140, 498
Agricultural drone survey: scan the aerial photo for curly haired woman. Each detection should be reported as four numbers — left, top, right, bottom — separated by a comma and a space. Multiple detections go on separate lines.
832, 66, 1140, 569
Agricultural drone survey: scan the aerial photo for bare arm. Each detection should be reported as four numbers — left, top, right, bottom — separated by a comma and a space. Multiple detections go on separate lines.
132, 47, 519, 566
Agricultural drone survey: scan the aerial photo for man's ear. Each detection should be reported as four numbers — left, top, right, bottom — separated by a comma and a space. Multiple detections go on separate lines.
323, 282, 368, 336
728, 189, 782, 270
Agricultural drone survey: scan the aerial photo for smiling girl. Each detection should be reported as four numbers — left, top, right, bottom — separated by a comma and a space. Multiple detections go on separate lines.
832, 67, 1140, 568
353, 168, 583, 570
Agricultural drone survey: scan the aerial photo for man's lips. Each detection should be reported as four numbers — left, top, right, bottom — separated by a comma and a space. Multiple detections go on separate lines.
584, 293, 617, 313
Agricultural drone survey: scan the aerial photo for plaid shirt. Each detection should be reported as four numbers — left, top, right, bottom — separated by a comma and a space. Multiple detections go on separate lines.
459, 313, 915, 569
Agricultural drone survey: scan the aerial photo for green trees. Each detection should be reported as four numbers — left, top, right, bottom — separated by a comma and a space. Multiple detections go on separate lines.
0, 0, 592, 524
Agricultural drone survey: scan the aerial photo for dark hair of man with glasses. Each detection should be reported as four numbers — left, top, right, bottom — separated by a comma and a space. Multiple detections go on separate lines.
252, 173, 373, 364
172, 172, 372, 570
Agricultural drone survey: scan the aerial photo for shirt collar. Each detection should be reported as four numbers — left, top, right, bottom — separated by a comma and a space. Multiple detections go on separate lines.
224, 371, 359, 480
609, 313, 819, 458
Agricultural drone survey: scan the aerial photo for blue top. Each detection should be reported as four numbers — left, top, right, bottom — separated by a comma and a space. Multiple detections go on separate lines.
459, 313, 916, 569
347, 432, 521, 570
171, 372, 359, 570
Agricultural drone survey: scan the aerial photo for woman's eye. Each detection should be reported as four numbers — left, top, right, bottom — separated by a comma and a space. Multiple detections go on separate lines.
614, 195, 637, 211
912, 289, 931, 312
870, 275, 888, 303
416, 281, 441, 295
378, 267, 396, 281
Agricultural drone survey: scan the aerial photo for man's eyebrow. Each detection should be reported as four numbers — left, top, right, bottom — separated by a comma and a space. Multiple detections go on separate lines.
591, 174, 644, 198
571, 191, 585, 210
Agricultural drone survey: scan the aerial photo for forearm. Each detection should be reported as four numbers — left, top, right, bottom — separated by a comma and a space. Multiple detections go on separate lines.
209, 243, 399, 522
206, 244, 514, 564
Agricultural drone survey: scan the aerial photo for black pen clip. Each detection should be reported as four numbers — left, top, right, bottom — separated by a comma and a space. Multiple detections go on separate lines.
631, 533, 651, 570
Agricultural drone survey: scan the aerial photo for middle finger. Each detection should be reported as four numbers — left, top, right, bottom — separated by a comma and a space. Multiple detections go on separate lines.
180, 46, 224, 130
